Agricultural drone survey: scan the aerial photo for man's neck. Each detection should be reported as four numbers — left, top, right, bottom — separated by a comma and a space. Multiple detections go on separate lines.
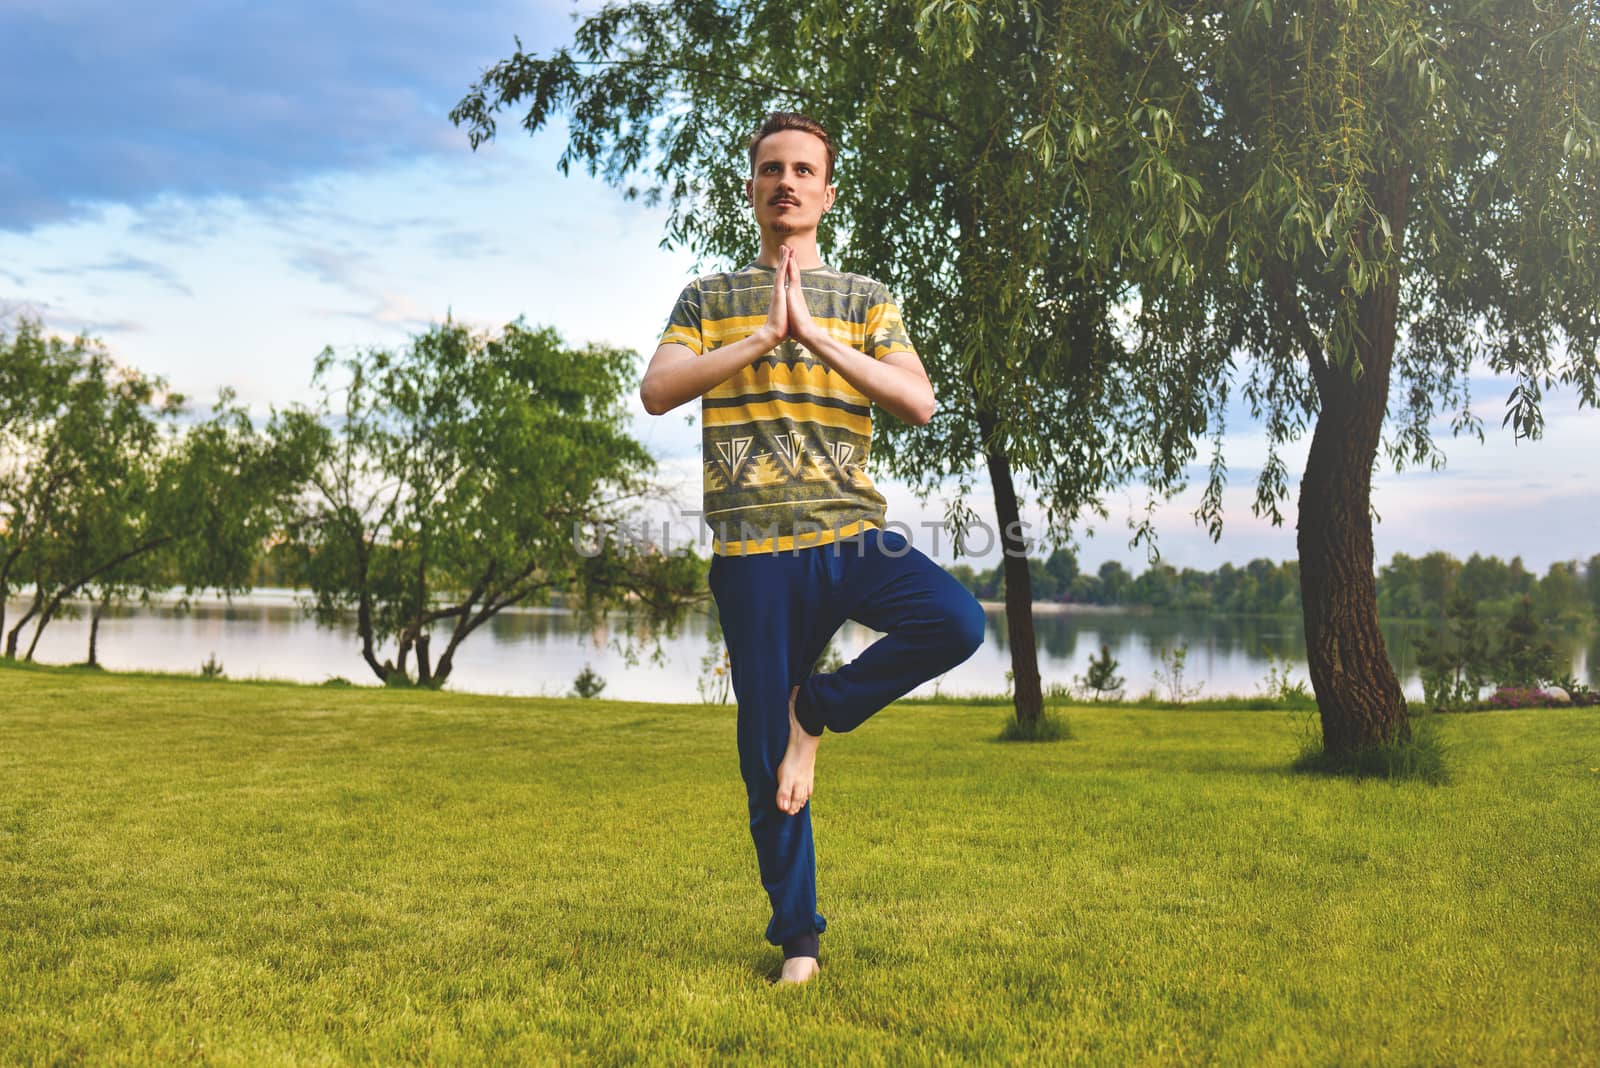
755, 233, 824, 269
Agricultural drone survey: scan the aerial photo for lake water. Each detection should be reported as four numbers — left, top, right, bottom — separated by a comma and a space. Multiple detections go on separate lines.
6, 591, 1595, 702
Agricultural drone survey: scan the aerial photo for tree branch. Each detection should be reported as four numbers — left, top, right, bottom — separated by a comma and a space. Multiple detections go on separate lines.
1265, 265, 1333, 391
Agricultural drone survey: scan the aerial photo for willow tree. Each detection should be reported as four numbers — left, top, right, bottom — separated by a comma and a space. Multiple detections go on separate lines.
281, 319, 706, 687
452, 2, 1212, 728
1, 320, 319, 660
976, 0, 1599, 754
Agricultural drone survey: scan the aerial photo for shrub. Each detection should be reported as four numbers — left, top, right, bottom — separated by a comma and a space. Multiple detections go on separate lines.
1256, 651, 1311, 705
1074, 644, 1125, 701
697, 622, 732, 705
1496, 596, 1561, 688
1481, 685, 1565, 710
1153, 643, 1203, 703
571, 664, 606, 699
1550, 675, 1600, 708
1415, 590, 1492, 711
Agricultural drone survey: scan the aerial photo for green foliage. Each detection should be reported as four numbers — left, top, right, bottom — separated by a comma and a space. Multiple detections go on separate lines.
1152, 642, 1204, 704
1256, 652, 1311, 704
810, 639, 845, 678
570, 664, 607, 700
1074, 644, 1125, 701
1497, 596, 1561, 689
199, 653, 225, 680
1056, 0, 1600, 473
1415, 590, 1493, 711
1002, 0, 1596, 744
697, 616, 732, 705
282, 318, 707, 688
0, 317, 314, 662
949, 548, 1597, 629
954, 552, 1304, 614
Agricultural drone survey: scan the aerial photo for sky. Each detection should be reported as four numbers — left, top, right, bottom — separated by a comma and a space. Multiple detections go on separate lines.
2, 0, 1596, 576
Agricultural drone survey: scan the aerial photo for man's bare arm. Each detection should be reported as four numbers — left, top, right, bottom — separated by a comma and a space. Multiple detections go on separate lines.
639, 330, 780, 415
641, 247, 793, 416
783, 255, 935, 425
793, 334, 936, 426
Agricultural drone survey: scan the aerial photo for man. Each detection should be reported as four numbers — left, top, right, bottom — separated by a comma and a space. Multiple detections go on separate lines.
640, 113, 986, 985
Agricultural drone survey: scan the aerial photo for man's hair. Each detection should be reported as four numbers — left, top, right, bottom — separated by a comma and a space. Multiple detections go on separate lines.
748, 112, 837, 184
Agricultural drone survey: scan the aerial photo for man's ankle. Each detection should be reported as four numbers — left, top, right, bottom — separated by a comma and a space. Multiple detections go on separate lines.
793, 688, 826, 737
782, 931, 819, 960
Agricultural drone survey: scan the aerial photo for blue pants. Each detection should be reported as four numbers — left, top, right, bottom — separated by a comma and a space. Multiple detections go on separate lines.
706, 526, 987, 954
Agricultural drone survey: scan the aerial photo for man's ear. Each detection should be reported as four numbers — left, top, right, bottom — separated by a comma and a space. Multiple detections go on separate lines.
823, 183, 836, 214
745, 177, 755, 209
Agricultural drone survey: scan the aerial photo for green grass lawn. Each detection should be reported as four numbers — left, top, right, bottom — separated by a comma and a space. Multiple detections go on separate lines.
2, 663, 1597, 1066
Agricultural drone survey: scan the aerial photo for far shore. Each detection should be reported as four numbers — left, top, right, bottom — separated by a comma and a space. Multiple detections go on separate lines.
978, 600, 1146, 615
10, 588, 1147, 617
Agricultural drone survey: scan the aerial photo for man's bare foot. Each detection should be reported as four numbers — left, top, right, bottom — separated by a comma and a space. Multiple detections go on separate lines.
776, 956, 821, 984
775, 684, 820, 815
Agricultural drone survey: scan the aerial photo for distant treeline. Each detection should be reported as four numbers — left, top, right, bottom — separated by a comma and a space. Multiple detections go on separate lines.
943, 548, 1600, 625
246, 540, 1600, 627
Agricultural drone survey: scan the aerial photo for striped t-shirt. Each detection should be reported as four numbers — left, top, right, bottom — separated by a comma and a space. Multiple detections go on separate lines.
659, 262, 915, 556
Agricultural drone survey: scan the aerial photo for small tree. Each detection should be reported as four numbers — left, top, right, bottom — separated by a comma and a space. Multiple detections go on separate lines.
1, 320, 312, 660
571, 664, 606, 699
1497, 596, 1561, 689
1073, 644, 1125, 701
1152, 643, 1203, 704
284, 318, 706, 687
1415, 590, 1494, 711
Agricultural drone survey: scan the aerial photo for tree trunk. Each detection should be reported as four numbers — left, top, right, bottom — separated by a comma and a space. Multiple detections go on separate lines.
976, 406, 1044, 726
23, 597, 60, 662
415, 632, 433, 686
0, 548, 17, 644
6, 589, 41, 659
355, 579, 390, 684
1297, 174, 1411, 756
87, 592, 109, 667
414, 548, 431, 686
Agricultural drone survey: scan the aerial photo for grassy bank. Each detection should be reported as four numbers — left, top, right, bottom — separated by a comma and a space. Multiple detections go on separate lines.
2, 664, 1597, 1065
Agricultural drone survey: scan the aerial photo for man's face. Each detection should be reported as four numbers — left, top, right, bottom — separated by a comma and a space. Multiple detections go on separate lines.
746, 129, 835, 237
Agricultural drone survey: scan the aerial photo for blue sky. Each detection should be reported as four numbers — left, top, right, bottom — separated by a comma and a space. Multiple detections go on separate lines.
2, 0, 1595, 574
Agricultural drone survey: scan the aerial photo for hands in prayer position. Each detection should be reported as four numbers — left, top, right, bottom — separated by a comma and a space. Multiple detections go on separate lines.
759, 245, 821, 353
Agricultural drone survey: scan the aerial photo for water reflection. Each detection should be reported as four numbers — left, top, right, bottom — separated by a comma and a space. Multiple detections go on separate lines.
6, 592, 1587, 703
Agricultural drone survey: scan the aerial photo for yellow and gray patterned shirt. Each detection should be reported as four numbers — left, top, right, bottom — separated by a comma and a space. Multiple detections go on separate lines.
659, 262, 915, 556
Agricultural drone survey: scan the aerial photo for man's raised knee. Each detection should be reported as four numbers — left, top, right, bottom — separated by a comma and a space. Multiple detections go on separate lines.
947, 595, 986, 661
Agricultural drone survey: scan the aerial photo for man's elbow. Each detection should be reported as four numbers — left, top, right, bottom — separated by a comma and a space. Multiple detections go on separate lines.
909, 394, 936, 426
640, 380, 668, 416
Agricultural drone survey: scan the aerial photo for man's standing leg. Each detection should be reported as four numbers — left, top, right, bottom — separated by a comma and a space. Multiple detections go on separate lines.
708, 549, 848, 979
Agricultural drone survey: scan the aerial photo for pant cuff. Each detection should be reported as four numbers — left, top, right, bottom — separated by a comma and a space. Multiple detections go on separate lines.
782, 931, 820, 959
794, 686, 826, 737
